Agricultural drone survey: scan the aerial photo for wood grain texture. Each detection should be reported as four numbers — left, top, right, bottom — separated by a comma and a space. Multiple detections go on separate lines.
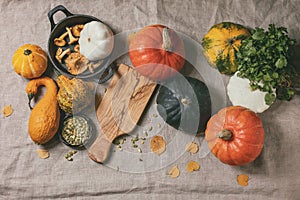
88, 64, 157, 163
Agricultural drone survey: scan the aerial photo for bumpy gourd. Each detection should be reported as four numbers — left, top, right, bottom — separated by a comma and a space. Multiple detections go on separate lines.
202, 22, 250, 75
26, 77, 60, 144
57, 75, 93, 114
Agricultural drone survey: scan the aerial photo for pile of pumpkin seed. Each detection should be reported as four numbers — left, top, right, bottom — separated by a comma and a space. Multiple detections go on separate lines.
61, 116, 90, 146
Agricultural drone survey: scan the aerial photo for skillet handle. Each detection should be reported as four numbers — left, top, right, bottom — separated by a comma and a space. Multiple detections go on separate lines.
48, 5, 73, 30
89, 63, 116, 84
97, 65, 115, 84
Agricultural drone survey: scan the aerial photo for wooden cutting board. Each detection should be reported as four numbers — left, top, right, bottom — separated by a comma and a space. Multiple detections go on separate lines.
88, 64, 157, 163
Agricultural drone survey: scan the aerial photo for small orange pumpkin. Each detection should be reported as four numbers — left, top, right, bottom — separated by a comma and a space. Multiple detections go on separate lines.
12, 44, 48, 79
205, 106, 264, 166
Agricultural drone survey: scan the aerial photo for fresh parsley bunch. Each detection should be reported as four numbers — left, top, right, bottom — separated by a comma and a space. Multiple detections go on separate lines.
237, 24, 297, 105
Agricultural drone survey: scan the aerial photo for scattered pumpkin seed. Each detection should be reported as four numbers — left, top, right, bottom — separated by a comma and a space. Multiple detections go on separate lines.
143, 131, 148, 137
64, 150, 77, 161
148, 126, 153, 131
139, 158, 143, 161
157, 123, 161, 128
36, 149, 49, 159
138, 148, 142, 153
131, 137, 139, 142
2, 105, 13, 117
67, 157, 73, 161
133, 144, 138, 148
152, 113, 158, 118
113, 140, 120, 145
141, 141, 145, 145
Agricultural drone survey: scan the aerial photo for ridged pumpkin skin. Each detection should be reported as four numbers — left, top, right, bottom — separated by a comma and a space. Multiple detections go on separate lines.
129, 24, 185, 80
205, 106, 264, 166
57, 75, 93, 114
26, 77, 60, 144
156, 76, 211, 133
202, 22, 250, 75
12, 44, 48, 79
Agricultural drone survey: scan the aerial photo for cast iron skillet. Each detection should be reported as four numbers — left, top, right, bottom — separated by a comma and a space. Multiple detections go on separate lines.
48, 5, 115, 83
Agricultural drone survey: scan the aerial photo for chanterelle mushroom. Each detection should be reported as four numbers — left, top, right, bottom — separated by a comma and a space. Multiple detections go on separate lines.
74, 44, 80, 52
66, 27, 79, 45
56, 48, 63, 56
72, 24, 84, 37
56, 48, 71, 63
65, 52, 88, 75
54, 32, 68, 47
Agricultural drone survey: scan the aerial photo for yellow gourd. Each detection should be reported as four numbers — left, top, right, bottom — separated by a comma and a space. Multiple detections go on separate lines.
202, 22, 250, 75
26, 77, 60, 144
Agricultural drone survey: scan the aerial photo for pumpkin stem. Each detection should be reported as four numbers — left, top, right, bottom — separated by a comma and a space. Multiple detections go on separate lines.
28, 93, 34, 110
216, 129, 233, 141
162, 28, 172, 52
24, 49, 32, 56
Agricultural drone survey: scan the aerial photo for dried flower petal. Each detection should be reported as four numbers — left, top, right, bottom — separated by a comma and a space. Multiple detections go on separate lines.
150, 135, 166, 155
36, 149, 49, 159
186, 160, 200, 172
186, 142, 199, 154
2, 105, 13, 117
168, 166, 180, 178
237, 174, 249, 186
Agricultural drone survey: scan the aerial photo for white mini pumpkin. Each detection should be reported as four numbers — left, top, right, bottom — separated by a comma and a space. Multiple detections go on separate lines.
79, 21, 114, 61
227, 72, 276, 113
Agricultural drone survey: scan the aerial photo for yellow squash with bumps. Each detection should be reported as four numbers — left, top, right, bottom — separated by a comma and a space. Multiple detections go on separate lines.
26, 77, 60, 144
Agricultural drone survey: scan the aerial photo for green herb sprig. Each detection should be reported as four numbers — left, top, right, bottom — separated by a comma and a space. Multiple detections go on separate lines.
237, 24, 297, 105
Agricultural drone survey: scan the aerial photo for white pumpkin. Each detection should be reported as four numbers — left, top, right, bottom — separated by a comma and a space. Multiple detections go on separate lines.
79, 21, 114, 61
227, 72, 276, 113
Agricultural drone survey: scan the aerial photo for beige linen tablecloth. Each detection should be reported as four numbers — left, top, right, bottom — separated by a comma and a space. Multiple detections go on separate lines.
1, 0, 300, 199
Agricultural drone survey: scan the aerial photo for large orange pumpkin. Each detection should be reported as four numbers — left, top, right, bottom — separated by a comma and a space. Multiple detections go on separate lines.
129, 24, 185, 80
205, 106, 264, 166
12, 44, 48, 79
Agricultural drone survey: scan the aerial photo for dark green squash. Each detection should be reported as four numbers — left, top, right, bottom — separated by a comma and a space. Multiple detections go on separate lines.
156, 76, 211, 134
